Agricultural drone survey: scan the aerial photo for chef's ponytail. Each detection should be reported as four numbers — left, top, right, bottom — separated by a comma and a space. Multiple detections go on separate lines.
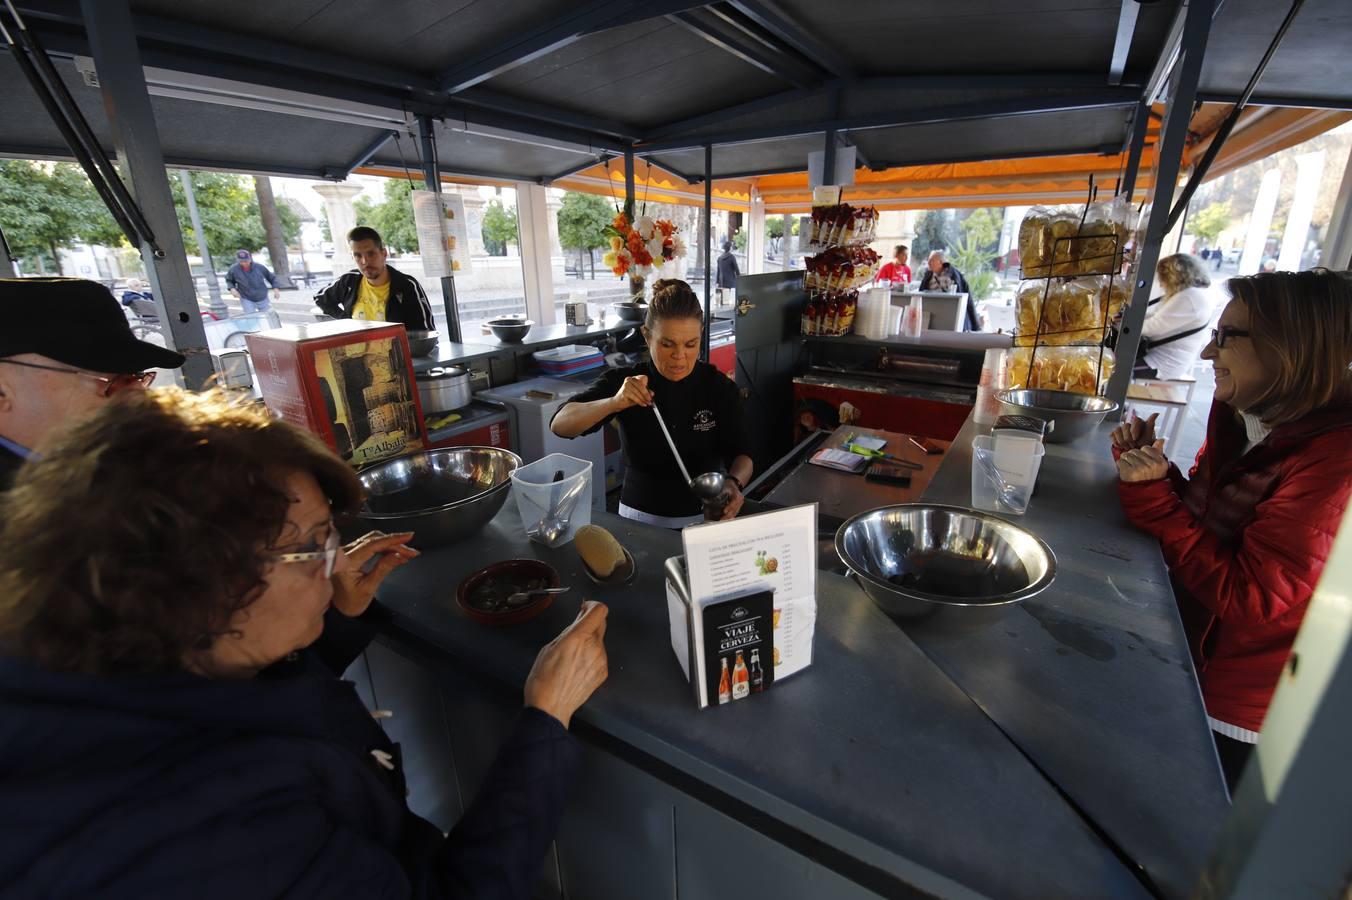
647, 279, 703, 330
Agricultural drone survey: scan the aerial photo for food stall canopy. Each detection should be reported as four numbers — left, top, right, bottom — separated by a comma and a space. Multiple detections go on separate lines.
0, 0, 1349, 187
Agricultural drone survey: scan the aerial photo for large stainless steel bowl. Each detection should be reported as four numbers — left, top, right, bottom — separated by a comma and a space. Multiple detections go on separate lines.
487, 318, 533, 343
996, 388, 1120, 444
406, 329, 439, 357
835, 504, 1056, 618
610, 301, 648, 323
357, 447, 522, 546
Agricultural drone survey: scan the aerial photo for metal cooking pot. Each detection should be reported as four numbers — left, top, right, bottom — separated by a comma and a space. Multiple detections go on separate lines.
417, 365, 472, 413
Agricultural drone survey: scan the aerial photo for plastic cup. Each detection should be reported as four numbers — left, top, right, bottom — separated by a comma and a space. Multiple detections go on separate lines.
971, 434, 1045, 515
510, 453, 593, 544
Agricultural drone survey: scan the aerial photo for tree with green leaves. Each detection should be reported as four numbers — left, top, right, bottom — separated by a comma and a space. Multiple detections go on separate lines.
959, 208, 1001, 249
482, 198, 519, 256
911, 210, 958, 262
1191, 201, 1232, 245
353, 178, 419, 253
171, 171, 299, 263
556, 191, 612, 278
0, 160, 120, 273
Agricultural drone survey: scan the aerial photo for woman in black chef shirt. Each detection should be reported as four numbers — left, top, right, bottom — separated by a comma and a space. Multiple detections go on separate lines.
551, 279, 754, 528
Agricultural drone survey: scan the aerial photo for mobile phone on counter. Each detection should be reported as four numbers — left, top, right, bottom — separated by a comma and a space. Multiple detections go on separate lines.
908, 436, 944, 455
866, 463, 912, 486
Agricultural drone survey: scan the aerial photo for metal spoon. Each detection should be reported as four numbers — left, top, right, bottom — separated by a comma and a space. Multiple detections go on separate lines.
535, 475, 591, 546
504, 586, 570, 607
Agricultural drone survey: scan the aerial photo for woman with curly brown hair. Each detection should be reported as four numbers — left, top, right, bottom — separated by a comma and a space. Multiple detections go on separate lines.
1112, 268, 1352, 791
551, 279, 754, 527
0, 389, 608, 898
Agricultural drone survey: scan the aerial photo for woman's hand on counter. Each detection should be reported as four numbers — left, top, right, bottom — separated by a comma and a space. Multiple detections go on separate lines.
612, 375, 654, 411
1112, 412, 1159, 453
1116, 440, 1169, 483
524, 601, 610, 729
331, 531, 419, 617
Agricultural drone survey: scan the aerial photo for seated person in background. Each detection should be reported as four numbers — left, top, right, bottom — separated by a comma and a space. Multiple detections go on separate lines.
1112, 269, 1352, 791
316, 226, 436, 332
918, 250, 979, 331
0, 277, 183, 490
0, 389, 608, 898
1132, 253, 1217, 380
875, 244, 911, 285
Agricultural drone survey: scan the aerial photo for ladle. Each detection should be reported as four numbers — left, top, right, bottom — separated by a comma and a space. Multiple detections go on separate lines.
652, 406, 728, 511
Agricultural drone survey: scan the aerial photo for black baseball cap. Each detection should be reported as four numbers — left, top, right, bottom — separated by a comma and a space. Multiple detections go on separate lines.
0, 277, 186, 372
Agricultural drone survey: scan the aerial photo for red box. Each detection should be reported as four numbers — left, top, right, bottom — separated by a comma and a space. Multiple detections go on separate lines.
247, 320, 426, 468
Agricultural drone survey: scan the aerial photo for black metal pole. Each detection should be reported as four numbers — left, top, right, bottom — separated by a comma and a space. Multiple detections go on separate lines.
2, 1, 160, 253
0, 222, 16, 277
417, 116, 462, 343
1120, 98, 1150, 200
702, 144, 712, 362
1165, 0, 1306, 232
822, 128, 837, 189
623, 147, 636, 216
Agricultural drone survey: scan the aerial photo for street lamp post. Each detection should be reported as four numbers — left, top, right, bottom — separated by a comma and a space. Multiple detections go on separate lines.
178, 170, 226, 318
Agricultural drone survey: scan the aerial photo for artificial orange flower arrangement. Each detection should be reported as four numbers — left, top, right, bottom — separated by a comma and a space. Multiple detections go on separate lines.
602, 203, 685, 278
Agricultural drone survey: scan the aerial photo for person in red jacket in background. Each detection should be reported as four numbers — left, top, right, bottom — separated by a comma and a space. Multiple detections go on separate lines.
1112, 268, 1352, 791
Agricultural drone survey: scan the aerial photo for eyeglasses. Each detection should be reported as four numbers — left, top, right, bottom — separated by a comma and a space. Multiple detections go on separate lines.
0, 359, 156, 397
1210, 326, 1251, 348
273, 527, 341, 578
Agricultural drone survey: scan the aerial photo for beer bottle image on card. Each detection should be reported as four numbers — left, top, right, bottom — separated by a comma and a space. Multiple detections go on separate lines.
701, 589, 774, 706
732, 651, 749, 700
750, 649, 764, 693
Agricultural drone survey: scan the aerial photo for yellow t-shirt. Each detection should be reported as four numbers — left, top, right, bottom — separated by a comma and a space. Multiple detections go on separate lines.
351, 278, 391, 321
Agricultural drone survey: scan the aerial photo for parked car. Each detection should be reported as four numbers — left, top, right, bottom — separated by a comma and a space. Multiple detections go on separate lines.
1223, 247, 1241, 263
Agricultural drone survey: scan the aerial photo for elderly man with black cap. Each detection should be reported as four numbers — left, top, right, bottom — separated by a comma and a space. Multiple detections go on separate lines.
0, 278, 185, 489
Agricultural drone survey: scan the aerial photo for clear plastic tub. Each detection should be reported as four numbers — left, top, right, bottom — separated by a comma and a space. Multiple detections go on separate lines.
971, 434, 1044, 515
511, 453, 593, 544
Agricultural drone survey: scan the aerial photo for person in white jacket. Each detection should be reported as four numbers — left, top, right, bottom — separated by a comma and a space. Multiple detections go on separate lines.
1136, 253, 1217, 381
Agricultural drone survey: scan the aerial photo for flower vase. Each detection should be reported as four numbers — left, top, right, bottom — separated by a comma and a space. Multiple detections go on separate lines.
628, 275, 646, 302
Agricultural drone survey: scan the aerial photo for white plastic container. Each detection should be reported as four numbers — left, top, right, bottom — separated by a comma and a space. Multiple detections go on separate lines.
511, 453, 593, 544
972, 348, 1008, 426
971, 434, 1045, 515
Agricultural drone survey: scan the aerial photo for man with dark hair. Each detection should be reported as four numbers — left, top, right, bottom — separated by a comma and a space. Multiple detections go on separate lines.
314, 226, 435, 332
0, 277, 185, 489
225, 249, 280, 314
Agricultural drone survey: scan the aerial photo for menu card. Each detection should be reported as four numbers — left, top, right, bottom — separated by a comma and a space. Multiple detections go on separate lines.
674, 504, 818, 708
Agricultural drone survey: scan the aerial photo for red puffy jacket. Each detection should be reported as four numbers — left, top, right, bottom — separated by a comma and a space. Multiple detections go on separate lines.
1117, 400, 1352, 732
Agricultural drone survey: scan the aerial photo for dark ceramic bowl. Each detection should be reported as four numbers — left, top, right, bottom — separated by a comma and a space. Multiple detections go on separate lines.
456, 558, 561, 625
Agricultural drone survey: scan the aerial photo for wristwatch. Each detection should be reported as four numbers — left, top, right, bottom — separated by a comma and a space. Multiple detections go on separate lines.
726, 474, 743, 492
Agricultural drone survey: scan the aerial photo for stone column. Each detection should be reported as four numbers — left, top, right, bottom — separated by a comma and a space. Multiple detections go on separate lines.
312, 183, 363, 254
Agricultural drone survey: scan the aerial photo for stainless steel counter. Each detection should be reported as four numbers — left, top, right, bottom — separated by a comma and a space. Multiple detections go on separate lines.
908, 415, 1230, 898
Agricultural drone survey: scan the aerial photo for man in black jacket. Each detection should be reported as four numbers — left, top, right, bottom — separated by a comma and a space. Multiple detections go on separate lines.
0, 277, 184, 490
315, 226, 436, 332
918, 250, 981, 332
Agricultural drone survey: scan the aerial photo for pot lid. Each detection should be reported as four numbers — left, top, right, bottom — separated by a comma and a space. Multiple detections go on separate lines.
419, 365, 468, 381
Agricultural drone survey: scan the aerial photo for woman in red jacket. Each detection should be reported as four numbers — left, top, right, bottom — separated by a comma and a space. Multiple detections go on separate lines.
1113, 268, 1352, 790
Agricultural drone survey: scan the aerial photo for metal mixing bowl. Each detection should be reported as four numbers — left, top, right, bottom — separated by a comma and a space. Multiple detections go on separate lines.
610, 301, 648, 323
995, 389, 1120, 444
487, 318, 533, 342
835, 504, 1056, 619
357, 447, 522, 546
406, 329, 440, 357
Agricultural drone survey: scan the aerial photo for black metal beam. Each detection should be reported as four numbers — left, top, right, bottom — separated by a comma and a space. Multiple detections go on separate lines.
635, 89, 1140, 153
635, 156, 704, 185
540, 154, 612, 185
440, 104, 628, 155
453, 87, 641, 141
702, 144, 712, 361
322, 129, 396, 180
1120, 98, 1151, 199
641, 83, 832, 141
416, 115, 462, 344
16, 0, 442, 97
1165, 0, 1306, 233
1109, 1, 1141, 86
1194, 92, 1352, 111
436, 0, 710, 94
725, 0, 852, 79
666, 9, 818, 86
